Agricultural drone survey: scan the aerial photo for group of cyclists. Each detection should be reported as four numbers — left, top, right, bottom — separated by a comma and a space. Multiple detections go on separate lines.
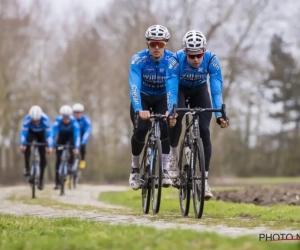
20, 103, 92, 190
19, 24, 229, 200
128, 25, 229, 200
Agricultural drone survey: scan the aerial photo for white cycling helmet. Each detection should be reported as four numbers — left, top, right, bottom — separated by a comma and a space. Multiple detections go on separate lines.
72, 103, 84, 112
29, 105, 43, 121
145, 25, 170, 41
182, 30, 207, 51
59, 105, 73, 117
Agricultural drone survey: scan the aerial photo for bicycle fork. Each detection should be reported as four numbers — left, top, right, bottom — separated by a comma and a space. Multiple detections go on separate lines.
30, 148, 40, 184
58, 150, 68, 177
149, 121, 161, 186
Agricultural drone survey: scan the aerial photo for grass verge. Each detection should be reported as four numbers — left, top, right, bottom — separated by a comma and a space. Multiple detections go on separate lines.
0, 214, 299, 250
99, 188, 300, 229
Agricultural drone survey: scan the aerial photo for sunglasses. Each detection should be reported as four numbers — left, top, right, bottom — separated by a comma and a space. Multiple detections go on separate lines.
62, 115, 71, 119
187, 53, 205, 59
148, 41, 166, 49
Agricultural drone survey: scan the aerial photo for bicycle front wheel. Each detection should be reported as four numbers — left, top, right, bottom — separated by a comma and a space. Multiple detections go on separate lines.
73, 173, 77, 189
151, 138, 163, 214
178, 140, 191, 217
60, 163, 67, 196
31, 163, 36, 199
192, 137, 206, 219
140, 144, 151, 214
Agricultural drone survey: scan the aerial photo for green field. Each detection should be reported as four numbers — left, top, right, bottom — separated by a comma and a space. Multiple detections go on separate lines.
99, 187, 300, 229
0, 214, 299, 250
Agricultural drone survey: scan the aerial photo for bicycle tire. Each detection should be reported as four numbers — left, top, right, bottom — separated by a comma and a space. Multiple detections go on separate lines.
151, 138, 162, 214
68, 174, 72, 190
141, 144, 150, 214
31, 163, 36, 199
73, 173, 77, 189
178, 140, 191, 217
192, 137, 206, 219
60, 162, 67, 196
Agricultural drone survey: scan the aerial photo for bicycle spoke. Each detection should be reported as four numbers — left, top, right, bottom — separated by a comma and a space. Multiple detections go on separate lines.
178, 140, 191, 217
192, 138, 206, 219
151, 139, 162, 214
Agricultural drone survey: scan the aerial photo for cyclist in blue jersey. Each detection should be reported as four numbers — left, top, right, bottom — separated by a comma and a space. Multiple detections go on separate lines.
52, 105, 81, 189
166, 30, 229, 199
20, 105, 53, 190
72, 103, 92, 169
128, 25, 174, 190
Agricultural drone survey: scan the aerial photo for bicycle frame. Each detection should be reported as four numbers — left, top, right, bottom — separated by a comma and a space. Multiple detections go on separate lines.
134, 108, 173, 214
31, 146, 40, 180
56, 143, 75, 195
176, 102, 227, 218
147, 114, 165, 173
58, 145, 70, 177
24, 141, 47, 198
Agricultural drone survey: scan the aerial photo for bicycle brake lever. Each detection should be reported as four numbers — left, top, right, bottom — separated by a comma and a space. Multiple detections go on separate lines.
221, 104, 226, 119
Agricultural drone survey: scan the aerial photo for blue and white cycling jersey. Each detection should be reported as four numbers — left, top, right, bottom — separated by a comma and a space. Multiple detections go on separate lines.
129, 49, 175, 112
52, 116, 81, 150
75, 114, 91, 145
166, 49, 223, 117
20, 113, 53, 148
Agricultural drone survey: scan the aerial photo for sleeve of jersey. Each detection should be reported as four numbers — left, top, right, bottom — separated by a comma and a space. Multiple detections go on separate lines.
208, 56, 223, 117
20, 119, 29, 145
81, 117, 92, 145
129, 55, 143, 112
166, 57, 180, 114
52, 119, 59, 145
73, 122, 81, 150
43, 117, 53, 148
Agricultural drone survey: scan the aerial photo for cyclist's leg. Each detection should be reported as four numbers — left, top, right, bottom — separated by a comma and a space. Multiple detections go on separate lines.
67, 134, 75, 168
54, 135, 65, 188
36, 131, 47, 185
153, 95, 172, 186
79, 144, 86, 169
24, 130, 35, 176
168, 88, 186, 178
190, 83, 213, 198
80, 144, 85, 160
129, 96, 150, 190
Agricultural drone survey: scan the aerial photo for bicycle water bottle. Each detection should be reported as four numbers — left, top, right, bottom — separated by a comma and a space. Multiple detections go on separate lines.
184, 146, 191, 163
193, 119, 199, 137
146, 147, 151, 166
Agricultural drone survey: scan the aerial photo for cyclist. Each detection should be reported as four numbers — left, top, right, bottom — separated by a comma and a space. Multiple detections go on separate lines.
52, 105, 81, 189
128, 24, 174, 190
72, 103, 92, 169
20, 105, 53, 190
166, 30, 229, 199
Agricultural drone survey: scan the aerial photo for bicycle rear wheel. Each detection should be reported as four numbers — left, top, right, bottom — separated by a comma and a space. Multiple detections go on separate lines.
140, 144, 150, 214
68, 174, 72, 190
151, 138, 162, 214
192, 137, 206, 218
73, 173, 77, 189
178, 140, 191, 217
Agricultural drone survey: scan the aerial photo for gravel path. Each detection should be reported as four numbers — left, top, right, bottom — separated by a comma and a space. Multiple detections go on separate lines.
0, 184, 298, 238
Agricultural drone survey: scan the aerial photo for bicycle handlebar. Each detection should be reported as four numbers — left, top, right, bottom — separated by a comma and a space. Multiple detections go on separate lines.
24, 142, 48, 147
55, 144, 74, 150
134, 104, 177, 132
177, 104, 227, 120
